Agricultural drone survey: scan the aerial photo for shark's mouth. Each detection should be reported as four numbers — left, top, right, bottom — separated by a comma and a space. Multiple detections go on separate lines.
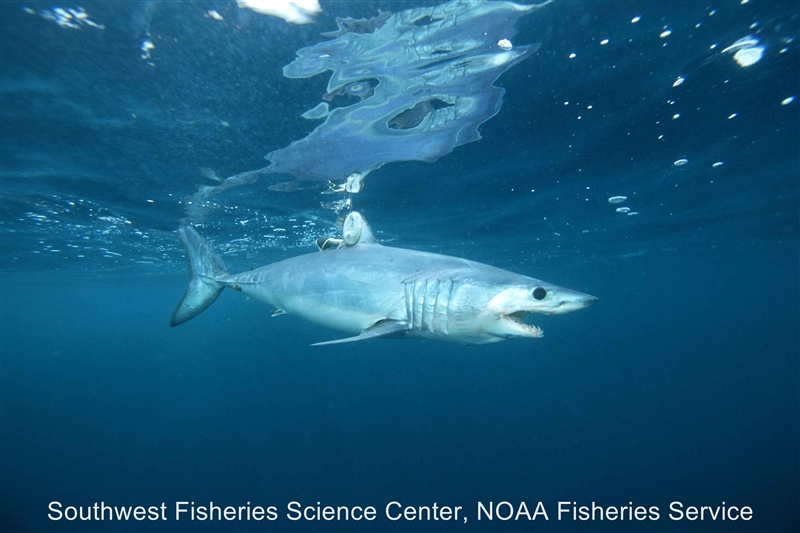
508, 311, 544, 338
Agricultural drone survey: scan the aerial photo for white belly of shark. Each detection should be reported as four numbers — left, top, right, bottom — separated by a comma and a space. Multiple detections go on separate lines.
170, 216, 597, 345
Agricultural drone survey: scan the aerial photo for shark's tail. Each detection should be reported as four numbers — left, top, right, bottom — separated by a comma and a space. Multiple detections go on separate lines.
170, 226, 228, 327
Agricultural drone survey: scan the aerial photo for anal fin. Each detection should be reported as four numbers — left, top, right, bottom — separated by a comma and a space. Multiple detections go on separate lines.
311, 319, 407, 347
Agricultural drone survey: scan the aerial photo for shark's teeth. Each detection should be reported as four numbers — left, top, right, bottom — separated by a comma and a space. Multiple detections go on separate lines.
523, 322, 543, 338
508, 312, 543, 338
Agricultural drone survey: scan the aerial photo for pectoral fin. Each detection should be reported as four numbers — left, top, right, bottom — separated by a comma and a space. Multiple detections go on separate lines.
311, 319, 407, 347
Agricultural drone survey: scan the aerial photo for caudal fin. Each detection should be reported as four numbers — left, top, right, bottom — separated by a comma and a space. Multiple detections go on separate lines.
170, 226, 228, 327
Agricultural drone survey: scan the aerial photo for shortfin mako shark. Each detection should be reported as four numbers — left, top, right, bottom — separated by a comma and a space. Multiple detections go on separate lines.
170, 212, 597, 345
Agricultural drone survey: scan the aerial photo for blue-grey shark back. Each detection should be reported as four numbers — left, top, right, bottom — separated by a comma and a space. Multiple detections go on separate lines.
170, 222, 597, 345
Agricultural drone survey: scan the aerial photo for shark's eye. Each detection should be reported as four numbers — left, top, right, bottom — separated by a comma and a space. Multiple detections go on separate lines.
532, 287, 547, 300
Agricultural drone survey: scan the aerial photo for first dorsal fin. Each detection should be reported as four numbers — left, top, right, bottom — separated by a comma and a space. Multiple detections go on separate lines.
342, 211, 377, 245
358, 217, 377, 244
311, 319, 406, 346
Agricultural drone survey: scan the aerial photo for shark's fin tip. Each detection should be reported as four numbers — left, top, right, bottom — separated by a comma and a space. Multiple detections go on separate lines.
311, 319, 407, 346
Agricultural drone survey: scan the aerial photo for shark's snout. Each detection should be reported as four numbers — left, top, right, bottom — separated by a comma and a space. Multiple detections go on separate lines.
545, 289, 598, 315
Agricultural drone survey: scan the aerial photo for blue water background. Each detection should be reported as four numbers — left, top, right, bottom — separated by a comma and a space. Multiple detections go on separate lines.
2, 1, 798, 532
